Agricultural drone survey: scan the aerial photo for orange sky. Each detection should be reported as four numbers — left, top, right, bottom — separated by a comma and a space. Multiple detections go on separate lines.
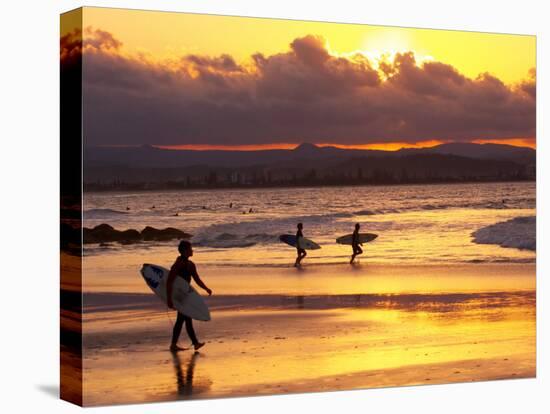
79, 7, 535, 85
68, 7, 536, 151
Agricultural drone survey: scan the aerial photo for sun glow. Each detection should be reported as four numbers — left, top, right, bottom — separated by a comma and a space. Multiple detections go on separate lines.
318, 140, 446, 151
83, 7, 535, 85
328, 46, 435, 76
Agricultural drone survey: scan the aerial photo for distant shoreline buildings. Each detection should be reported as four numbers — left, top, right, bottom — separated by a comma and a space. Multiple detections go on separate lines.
84, 143, 535, 192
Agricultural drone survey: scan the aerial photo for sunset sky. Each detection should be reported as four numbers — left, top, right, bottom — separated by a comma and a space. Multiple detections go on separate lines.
62, 7, 536, 150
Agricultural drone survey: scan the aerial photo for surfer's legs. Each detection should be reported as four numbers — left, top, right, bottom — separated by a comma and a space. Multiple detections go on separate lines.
184, 316, 199, 345
350, 245, 363, 264
171, 312, 186, 346
295, 249, 307, 266
171, 313, 202, 350
184, 316, 205, 350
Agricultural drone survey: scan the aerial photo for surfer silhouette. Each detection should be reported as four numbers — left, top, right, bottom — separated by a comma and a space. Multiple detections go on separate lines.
350, 223, 363, 264
167, 240, 212, 352
294, 223, 307, 267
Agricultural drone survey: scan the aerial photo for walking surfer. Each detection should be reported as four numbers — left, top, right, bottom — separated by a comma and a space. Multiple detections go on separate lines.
350, 223, 363, 264
167, 240, 212, 352
294, 223, 307, 267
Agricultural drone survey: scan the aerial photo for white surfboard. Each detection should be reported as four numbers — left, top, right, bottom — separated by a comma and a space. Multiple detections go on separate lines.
279, 234, 321, 250
336, 233, 378, 245
140, 263, 211, 321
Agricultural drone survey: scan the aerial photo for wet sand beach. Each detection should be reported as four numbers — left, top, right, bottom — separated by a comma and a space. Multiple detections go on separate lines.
77, 263, 536, 406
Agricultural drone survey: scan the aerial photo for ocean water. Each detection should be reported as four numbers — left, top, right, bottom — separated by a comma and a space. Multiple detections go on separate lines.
78, 182, 536, 404
83, 182, 535, 267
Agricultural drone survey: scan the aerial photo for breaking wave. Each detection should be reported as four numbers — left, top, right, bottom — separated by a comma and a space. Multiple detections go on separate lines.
191, 211, 364, 248
194, 232, 278, 248
472, 216, 536, 251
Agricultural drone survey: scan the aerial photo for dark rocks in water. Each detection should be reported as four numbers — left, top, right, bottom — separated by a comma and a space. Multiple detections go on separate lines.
83, 224, 139, 244
141, 226, 192, 241
119, 229, 142, 242
83, 224, 190, 244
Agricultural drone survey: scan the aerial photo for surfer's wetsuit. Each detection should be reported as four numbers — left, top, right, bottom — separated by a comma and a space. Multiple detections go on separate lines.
296, 229, 306, 255
352, 230, 363, 255
170, 257, 199, 346
294, 228, 307, 267
350, 228, 363, 264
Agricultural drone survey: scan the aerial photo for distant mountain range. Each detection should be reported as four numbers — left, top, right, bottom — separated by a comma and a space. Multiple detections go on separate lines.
84, 142, 535, 190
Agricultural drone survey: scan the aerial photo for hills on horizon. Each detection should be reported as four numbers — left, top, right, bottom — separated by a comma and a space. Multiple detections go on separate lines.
84, 142, 536, 191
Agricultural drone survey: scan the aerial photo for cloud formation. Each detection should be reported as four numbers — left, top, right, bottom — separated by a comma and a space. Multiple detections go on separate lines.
62, 28, 536, 146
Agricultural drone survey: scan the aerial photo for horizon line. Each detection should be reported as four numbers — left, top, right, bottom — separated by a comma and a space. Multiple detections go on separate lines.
89, 138, 536, 152
133, 138, 536, 151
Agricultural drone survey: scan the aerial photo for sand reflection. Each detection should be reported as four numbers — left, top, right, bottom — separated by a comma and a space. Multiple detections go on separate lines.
171, 351, 211, 397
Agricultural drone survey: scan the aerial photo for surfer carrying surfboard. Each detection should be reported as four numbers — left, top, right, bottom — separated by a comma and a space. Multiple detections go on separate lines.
167, 240, 212, 352
350, 223, 363, 264
294, 223, 307, 267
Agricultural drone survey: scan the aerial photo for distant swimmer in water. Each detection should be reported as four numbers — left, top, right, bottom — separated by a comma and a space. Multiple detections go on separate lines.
126, 206, 130, 211
350, 223, 363, 264
294, 223, 307, 267
152, 205, 156, 209
167, 241, 212, 352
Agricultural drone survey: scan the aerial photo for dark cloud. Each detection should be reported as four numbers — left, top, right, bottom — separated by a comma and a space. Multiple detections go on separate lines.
184, 54, 244, 73
252, 35, 379, 102
74, 28, 535, 146
519, 67, 536, 99
385, 53, 466, 98
60, 29, 82, 67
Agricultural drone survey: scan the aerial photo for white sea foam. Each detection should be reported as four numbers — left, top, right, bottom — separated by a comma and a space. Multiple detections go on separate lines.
472, 216, 536, 251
